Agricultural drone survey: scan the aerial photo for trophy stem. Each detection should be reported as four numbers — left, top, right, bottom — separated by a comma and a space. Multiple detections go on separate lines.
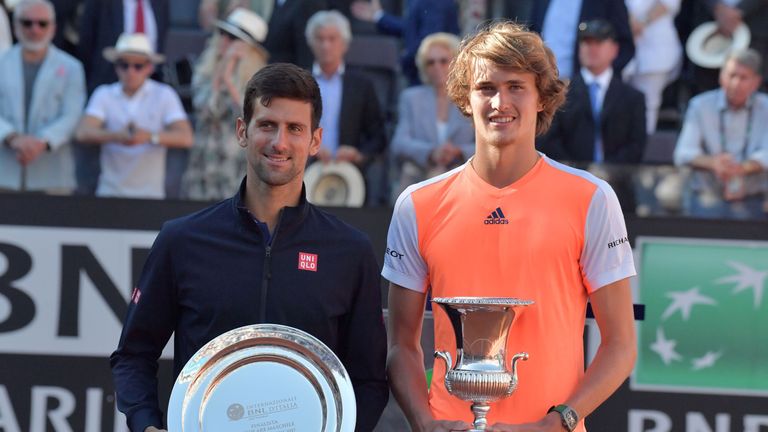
469, 402, 490, 431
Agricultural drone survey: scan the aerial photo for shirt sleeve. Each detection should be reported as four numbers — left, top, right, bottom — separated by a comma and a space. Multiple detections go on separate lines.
84, 86, 109, 120
673, 97, 704, 166
580, 181, 636, 293
161, 86, 188, 125
110, 222, 179, 432
381, 189, 428, 292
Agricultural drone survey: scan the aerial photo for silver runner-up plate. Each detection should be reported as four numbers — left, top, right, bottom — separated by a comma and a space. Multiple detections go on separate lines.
167, 324, 356, 432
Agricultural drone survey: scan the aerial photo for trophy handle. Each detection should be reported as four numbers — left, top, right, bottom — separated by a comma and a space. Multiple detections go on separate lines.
509, 352, 529, 379
434, 351, 453, 372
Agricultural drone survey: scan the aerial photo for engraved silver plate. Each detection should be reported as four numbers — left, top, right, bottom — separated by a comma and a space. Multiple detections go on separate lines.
167, 324, 356, 432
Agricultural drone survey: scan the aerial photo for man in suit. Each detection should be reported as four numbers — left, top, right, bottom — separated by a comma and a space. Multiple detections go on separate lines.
0, 0, 86, 192
529, 0, 634, 80
74, 0, 170, 196
350, 0, 459, 86
264, 0, 325, 70
538, 19, 646, 164
305, 10, 387, 197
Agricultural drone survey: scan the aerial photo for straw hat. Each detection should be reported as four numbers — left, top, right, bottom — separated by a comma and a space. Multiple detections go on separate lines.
304, 161, 366, 207
214, 8, 268, 47
686, 22, 751, 69
103, 33, 165, 63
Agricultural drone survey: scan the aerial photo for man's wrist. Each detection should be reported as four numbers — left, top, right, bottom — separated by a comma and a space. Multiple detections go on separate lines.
548, 404, 579, 431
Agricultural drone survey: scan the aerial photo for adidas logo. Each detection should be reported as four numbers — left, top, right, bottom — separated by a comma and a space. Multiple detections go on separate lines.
484, 207, 509, 225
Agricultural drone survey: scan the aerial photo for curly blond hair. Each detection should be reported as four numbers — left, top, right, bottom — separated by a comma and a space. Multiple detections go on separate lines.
446, 21, 567, 136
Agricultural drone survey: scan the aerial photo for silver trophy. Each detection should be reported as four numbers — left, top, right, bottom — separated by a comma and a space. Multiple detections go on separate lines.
433, 297, 533, 431
167, 323, 356, 431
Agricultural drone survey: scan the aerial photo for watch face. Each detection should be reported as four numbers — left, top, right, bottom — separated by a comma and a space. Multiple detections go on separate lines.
564, 408, 578, 428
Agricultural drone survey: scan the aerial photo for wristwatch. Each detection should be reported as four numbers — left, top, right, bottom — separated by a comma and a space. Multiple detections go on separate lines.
548, 404, 579, 431
150, 132, 160, 146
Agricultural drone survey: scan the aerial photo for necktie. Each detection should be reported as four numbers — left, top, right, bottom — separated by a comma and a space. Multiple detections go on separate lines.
135, 0, 145, 33
588, 81, 603, 162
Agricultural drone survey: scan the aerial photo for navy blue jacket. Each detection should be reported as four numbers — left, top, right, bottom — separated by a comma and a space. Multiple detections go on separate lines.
110, 181, 388, 432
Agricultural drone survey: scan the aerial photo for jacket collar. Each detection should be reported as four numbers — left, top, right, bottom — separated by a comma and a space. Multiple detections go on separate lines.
232, 176, 310, 233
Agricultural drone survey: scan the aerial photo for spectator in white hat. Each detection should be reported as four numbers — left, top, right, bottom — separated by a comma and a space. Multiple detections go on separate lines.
75, 32, 193, 199
183, 7, 269, 201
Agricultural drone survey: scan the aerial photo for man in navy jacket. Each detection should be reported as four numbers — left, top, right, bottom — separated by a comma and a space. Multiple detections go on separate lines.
110, 63, 388, 432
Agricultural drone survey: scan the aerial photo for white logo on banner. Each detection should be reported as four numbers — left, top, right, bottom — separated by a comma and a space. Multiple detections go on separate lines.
0, 226, 173, 358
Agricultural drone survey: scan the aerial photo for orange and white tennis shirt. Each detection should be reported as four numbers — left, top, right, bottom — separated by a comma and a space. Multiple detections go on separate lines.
382, 155, 636, 429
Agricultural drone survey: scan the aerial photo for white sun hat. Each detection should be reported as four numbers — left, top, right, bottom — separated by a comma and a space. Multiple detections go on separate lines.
686, 21, 751, 69
214, 7, 268, 47
304, 161, 366, 207
103, 32, 165, 64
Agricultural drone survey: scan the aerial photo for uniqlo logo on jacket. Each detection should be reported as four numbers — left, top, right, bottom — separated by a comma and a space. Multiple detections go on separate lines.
298, 252, 318, 272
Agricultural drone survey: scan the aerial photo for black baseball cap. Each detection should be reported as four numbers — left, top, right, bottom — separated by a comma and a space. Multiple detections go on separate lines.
578, 19, 617, 41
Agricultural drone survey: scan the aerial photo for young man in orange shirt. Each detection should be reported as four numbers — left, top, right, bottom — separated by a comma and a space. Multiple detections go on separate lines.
383, 22, 637, 432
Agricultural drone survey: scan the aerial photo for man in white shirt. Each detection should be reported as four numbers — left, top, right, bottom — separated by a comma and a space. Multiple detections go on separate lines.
75, 32, 192, 199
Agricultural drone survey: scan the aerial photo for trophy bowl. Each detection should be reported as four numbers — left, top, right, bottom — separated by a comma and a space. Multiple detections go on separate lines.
166, 323, 356, 431
432, 297, 534, 431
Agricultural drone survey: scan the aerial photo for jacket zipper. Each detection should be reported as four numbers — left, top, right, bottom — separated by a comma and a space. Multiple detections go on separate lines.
259, 210, 283, 322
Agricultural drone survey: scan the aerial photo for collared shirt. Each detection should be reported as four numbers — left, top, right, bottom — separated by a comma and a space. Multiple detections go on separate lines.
84, 79, 187, 198
580, 67, 613, 112
123, 0, 159, 51
674, 88, 768, 167
542, 0, 583, 79
313, 63, 345, 155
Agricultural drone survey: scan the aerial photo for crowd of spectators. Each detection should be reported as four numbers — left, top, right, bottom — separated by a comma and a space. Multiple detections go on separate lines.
0, 0, 766, 219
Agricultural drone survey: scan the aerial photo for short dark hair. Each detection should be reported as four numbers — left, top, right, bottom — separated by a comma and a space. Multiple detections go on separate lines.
242, 63, 323, 130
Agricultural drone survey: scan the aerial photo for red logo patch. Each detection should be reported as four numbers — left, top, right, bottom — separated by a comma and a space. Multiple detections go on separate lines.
131, 287, 142, 304
298, 252, 318, 272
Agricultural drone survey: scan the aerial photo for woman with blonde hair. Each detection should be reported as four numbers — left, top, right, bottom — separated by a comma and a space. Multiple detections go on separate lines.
183, 8, 268, 200
390, 32, 475, 202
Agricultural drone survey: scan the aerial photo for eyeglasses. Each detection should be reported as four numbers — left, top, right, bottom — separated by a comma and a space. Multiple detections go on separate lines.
426, 57, 450, 67
19, 19, 50, 29
116, 61, 149, 71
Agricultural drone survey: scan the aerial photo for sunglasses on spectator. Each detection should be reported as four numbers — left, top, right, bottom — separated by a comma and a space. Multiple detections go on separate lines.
426, 57, 450, 67
218, 29, 236, 40
20, 19, 50, 29
116, 61, 149, 71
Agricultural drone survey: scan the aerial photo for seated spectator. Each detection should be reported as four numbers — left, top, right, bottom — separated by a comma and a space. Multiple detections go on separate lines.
674, 49, 768, 219
0, 0, 85, 192
537, 19, 646, 164
624, 0, 682, 133
305, 11, 386, 185
74, 33, 193, 199
183, 8, 269, 201
351, 0, 459, 86
390, 32, 473, 201
0, 1, 10, 54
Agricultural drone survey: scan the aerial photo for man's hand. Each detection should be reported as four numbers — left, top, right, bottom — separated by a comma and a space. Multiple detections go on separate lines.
714, 2, 743, 36
144, 427, 166, 432
315, 145, 333, 163
487, 412, 564, 431
335, 145, 363, 164
430, 141, 463, 167
124, 126, 152, 146
710, 153, 739, 181
10, 135, 47, 165
350, 0, 382, 22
